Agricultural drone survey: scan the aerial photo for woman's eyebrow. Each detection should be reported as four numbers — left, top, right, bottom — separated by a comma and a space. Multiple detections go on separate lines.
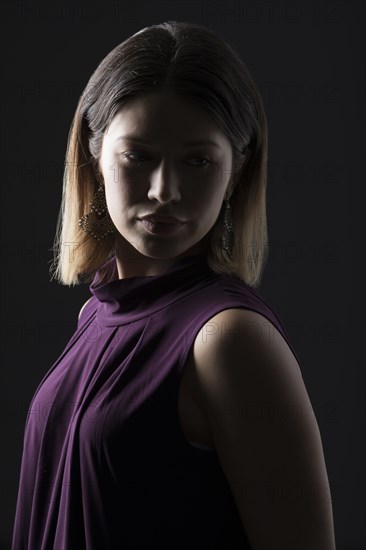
114, 135, 221, 148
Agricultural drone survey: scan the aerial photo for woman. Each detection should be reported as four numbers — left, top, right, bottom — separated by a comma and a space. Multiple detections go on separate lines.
12, 21, 336, 549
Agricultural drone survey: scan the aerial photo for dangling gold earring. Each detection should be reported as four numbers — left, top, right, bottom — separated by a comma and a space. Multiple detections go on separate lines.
79, 183, 116, 242
222, 192, 234, 255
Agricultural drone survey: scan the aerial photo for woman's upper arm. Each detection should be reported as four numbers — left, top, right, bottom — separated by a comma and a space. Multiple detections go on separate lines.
192, 308, 336, 550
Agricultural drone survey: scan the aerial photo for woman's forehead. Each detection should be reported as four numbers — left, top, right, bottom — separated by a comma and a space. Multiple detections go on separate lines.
104, 93, 230, 148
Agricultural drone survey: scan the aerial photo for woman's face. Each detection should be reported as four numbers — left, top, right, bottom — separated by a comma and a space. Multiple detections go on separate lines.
98, 91, 237, 276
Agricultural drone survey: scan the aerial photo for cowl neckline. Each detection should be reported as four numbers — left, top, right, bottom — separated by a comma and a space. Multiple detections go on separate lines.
89, 254, 216, 326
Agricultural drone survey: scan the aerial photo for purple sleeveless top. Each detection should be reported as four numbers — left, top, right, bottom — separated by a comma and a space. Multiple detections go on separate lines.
12, 254, 301, 549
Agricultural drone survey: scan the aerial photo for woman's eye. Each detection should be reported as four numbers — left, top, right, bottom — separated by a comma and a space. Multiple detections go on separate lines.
122, 153, 148, 163
187, 158, 212, 167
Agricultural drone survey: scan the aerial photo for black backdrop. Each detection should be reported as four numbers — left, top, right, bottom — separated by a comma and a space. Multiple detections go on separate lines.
1, 1, 365, 548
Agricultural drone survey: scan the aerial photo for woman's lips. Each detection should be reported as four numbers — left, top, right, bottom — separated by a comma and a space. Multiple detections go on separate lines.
138, 218, 186, 235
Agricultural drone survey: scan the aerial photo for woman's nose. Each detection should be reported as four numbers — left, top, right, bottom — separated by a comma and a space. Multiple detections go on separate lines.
147, 163, 181, 203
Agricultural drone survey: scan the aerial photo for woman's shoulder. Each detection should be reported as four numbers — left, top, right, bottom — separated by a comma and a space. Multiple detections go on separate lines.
78, 296, 94, 321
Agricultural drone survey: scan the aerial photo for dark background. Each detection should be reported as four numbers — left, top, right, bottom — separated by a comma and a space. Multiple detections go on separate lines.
1, 1, 365, 548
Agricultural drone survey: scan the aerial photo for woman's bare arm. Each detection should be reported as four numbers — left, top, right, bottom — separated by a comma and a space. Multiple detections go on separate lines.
191, 308, 336, 550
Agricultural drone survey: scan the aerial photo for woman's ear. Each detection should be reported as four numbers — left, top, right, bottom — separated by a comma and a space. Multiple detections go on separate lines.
227, 147, 252, 196
242, 146, 252, 168
93, 159, 104, 185
226, 175, 238, 198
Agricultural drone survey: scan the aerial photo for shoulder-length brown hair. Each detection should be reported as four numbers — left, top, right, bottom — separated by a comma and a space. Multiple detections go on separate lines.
50, 20, 268, 288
